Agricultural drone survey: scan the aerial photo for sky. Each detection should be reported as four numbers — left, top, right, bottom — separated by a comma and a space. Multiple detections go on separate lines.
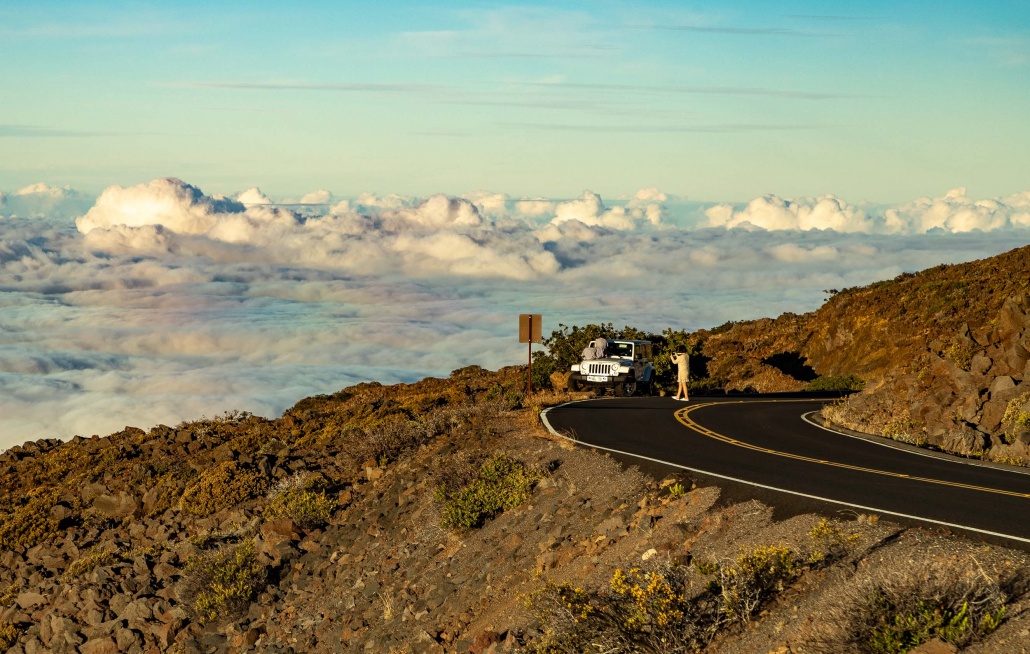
1, 0, 1027, 201
1, 1, 1029, 450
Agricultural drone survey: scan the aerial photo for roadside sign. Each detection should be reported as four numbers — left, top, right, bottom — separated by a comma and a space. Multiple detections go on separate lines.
519, 314, 542, 395
519, 313, 542, 343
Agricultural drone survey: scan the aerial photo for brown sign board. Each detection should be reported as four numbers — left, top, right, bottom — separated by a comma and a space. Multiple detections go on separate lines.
519, 313, 542, 343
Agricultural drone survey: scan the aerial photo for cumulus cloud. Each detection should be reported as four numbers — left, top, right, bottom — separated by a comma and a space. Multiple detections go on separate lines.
78, 178, 245, 234
236, 187, 272, 205
463, 191, 509, 216
3, 176, 1030, 449
708, 189, 1030, 235
300, 189, 332, 204
0, 183, 94, 220
884, 188, 1030, 233
706, 194, 873, 233
515, 198, 556, 217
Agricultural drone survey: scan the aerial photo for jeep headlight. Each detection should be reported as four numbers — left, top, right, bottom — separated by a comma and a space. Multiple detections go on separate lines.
610, 363, 620, 375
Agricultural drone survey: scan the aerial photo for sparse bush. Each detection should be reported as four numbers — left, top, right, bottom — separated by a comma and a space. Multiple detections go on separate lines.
437, 455, 541, 530
179, 540, 265, 624
179, 462, 267, 516
1002, 391, 1030, 442
528, 565, 718, 653
529, 546, 803, 652
264, 474, 338, 528
505, 391, 525, 410
882, 418, 926, 446
0, 584, 18, 607
803, 552, 1015, 653
943, 340, 977, 371
667, 482, 686, 498
807, 518, 860, 565
709, 545, 801, 622
0, 488, 60, 551
0, 621, 21, 651
64, 546, 119, 579
805, 374, 865, 392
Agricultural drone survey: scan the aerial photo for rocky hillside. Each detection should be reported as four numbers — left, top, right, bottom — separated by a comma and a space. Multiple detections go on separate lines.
2, 368, 1030, 654
697, 244, 1030, 462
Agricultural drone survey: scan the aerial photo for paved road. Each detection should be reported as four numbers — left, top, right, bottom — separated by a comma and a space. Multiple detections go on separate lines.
541, 395, 1030, 545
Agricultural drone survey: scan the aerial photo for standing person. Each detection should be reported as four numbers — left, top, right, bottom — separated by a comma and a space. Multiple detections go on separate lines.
670, 349, 690, 401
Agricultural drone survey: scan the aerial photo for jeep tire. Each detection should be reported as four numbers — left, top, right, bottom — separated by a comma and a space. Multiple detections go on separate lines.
615, 377, 638, 397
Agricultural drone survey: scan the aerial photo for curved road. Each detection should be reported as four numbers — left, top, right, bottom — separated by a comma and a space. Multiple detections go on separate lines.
541, 395, 1030, 545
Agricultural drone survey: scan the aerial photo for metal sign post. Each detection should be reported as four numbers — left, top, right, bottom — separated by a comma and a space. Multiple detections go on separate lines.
518, 314, 542, 396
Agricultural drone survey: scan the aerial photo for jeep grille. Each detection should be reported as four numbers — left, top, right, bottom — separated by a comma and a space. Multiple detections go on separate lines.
584, 362, 619, 376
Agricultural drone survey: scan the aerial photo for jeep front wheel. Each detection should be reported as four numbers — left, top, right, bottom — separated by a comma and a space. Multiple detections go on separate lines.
615, 377, 637, 397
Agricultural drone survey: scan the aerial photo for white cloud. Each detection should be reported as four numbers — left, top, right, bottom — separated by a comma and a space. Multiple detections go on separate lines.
300, 189, 332, 204
237, 187, 272, 205
356, 192, 413, 209
884, 188, 1030, 233
0, 183, 94, 220
709, 189, 1030, 235
515, 198, 556, 217
463, 191, 509, 215
78, 177, 245, 234
15, 182, 66, 196
706, 194, 874, 233
551, 191, 637, 230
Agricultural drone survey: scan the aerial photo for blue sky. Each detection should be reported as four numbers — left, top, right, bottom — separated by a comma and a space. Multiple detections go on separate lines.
2, 0, 1027, 202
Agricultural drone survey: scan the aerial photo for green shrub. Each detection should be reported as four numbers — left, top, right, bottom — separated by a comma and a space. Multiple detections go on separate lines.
64, 546, 119, 579
943, 339, 978, 371
709, 545, 801, 622
805, 374, 865, 392
882, 419, 926, 446
437, 455, 541, 530
179, 462, 267, 516
179, 540, 265, 624
0, 621, 21, 651
803, 552, 1014, 653
807, 518, 860, 564
868, 598, 1001, 654
528, 546, 802, 653
264, 475, 338, 529
667, 482, 686, 498
528, 566, 715, 654
0, 488, 60, 551
1002, 391, 1030, 442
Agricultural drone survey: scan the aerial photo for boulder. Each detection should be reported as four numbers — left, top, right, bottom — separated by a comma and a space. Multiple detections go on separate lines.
80, 637, 119, 654
92, 493, 139, 520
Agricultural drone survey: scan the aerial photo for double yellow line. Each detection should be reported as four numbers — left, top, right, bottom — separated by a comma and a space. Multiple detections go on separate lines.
675, 400, 1030, 500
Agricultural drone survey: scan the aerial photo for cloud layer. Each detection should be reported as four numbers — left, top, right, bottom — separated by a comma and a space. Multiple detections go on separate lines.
2, 177, 1029, 449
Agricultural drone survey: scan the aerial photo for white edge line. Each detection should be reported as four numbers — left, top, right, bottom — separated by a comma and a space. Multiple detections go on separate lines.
801, 411, 1030, 478
540, 402, 1030, 546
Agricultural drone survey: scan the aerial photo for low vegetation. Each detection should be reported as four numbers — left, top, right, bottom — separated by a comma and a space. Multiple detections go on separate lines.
264, 473, 339, 528
0, 488, 60, 551
179, 461, 268, 516
528, 544, 803, 653
0, 621, 21, 651
178, 540, 266, 624
436, 454, 541, 531
805, 374, 865, 392
803, 551, 1016, 653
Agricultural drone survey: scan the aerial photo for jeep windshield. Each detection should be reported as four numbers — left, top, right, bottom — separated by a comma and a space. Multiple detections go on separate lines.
608, 342, 634, 359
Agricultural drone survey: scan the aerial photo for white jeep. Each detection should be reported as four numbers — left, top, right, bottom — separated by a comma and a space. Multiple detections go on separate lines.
568, 339, 656, 397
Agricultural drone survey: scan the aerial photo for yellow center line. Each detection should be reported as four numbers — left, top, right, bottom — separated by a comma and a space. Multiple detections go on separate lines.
675, 401, 1030, 500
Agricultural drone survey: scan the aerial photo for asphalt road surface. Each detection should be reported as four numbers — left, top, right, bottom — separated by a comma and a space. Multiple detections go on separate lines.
541, 394, 1030, 545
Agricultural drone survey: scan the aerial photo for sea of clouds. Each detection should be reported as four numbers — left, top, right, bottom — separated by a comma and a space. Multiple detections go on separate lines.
2, 178, 1029, 450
